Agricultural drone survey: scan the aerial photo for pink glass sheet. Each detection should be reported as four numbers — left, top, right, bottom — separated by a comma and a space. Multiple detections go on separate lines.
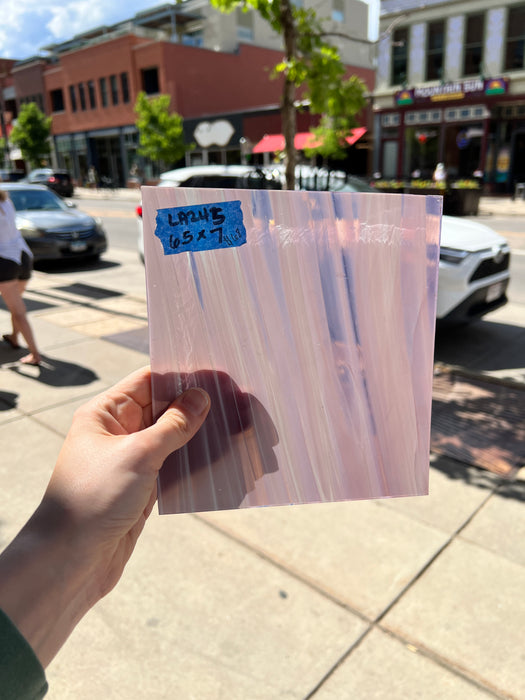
142, 187, 441, 514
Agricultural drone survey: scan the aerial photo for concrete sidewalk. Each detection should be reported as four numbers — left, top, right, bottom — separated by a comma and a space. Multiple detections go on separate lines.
1, 249, 524, 699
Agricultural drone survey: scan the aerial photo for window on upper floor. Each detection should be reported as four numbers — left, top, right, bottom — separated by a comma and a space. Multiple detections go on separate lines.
236, 7, 254, 41
332, 0, 344, 23
78, 83, 86, 111
88, 80, 96, 109
50, 88, 64, 112
69, 85, 77, 112
391, 27, 409, 86
426, 20, 445, 81
463, 13, 485, 76
182, 29, 203, 46
141, 67, 159, 95
120, 72, 130, 103
505, 5, 525, 70
110, 75, 119, 105
99, 77, 108, 108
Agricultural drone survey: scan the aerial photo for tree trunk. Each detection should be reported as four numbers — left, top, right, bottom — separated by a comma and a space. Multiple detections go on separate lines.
281, 77, 296, 191
280, 0, 297, 191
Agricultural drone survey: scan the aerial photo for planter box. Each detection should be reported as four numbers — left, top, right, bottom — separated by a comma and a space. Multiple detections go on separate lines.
404, 187, 480, 216
373, 187, 406, 194
405, 187, 445, 197
444, 188, 481, 216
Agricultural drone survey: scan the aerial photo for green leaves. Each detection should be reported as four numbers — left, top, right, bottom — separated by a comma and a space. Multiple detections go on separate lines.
134, 92, 187, 168
10, 103, 51, 168
211, 0, 368, 186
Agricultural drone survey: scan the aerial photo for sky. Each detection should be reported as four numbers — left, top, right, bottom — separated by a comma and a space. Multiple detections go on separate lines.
0, 0, 379, 61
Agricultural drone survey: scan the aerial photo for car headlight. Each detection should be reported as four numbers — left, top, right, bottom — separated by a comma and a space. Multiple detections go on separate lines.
15, 217, 44, 238
94, 217, 106, 234
439, 247, 470, 264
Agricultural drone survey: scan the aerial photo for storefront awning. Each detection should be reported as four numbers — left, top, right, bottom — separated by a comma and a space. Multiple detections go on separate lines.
252, 128, 367, 153
252, 134, 286, 153
345, 126, 367, 146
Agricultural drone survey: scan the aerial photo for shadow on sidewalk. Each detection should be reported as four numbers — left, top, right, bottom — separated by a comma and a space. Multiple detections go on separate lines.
435, 319, 525, 373
431, 454, 525, 503
0, 391, 18, 409
34, 257, 121, 274
8, 357, 98, 387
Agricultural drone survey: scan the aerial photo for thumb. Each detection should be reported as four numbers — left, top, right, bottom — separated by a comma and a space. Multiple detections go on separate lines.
142, 388, 210, 464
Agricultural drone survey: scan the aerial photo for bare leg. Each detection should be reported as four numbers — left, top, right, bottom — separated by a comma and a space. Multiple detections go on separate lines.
4, 280, 28, 348
0, 280, 41, 364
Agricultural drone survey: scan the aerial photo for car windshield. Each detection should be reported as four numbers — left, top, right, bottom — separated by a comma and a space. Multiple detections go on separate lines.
8, 188, 68, 212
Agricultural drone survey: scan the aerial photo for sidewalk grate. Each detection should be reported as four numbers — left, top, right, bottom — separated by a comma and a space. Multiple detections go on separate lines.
431, 368, 525, 477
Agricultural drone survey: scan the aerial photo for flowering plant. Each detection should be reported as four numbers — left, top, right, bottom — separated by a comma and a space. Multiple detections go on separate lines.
409, 179, 446, 190
372, 180, 406, 189
450, 179, 480, 189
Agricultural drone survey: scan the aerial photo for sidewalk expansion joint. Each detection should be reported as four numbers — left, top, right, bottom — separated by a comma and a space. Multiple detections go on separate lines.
26, 288, 148, 324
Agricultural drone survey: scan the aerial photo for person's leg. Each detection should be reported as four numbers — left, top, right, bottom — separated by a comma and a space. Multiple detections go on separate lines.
0, 280, 41, 365
0, 257, 21, 349
6, 253, 33, 350
6, 279, 28, 347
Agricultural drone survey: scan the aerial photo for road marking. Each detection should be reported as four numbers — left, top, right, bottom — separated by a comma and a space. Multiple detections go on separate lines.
511, 248, 525, 256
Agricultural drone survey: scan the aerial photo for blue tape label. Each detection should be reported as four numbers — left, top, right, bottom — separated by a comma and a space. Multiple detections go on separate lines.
155, 200, 246, 254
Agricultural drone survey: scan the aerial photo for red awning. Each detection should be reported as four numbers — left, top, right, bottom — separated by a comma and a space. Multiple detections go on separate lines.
294, 132, 322, 150
345, 126, 367, 146
252, 134, 286, 153
252, 128, 367, 153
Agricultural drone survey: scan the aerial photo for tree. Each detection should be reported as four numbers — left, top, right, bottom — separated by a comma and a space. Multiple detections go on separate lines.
9, 103, 51, 168
210, 0, 367, 189
305, 76, 367, 162
134, 91, 187, 169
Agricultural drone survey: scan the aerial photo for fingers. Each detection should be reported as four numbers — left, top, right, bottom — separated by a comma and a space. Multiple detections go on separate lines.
139, 388, 210, 465
107, 366, 153, 408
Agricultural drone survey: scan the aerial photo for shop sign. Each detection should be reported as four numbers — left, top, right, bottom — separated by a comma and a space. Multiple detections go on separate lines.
395, 77, 508, 106
193, 119, 234, 148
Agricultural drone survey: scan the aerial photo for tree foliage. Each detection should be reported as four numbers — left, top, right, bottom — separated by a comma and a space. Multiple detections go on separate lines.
134, 92, 187, 168
9, 103, 51, 168
210, 0, 367, 188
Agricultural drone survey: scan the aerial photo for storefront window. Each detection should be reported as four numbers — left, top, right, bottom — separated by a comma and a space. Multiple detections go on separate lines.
404, 126, 439, 179
444, 123, 482, 179
391, 27, 409, 86
463, 13, 485, 77
382, 141, 398, 178
426, 21, 445, 81
505, 5, 525, 70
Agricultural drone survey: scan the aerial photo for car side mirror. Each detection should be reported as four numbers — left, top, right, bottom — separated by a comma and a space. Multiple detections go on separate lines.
65, 199, 77, 208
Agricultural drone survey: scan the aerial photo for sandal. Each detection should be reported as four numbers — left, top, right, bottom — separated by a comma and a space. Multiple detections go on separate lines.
2, 334, 20, 350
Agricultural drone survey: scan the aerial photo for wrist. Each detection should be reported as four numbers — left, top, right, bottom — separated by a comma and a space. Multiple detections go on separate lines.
0, 500, 96, 667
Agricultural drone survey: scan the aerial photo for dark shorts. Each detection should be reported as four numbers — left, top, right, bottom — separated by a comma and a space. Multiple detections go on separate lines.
0, 252, 32, 283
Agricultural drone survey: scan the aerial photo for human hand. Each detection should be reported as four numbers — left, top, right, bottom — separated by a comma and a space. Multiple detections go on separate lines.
0, 366, 209, 666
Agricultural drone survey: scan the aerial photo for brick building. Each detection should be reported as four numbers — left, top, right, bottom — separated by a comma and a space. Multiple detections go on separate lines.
373, 0, 525, 192
6, 0, 374, 186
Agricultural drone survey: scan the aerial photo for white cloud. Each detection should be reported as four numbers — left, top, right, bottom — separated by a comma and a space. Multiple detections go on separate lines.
0, 0, 158, 58
47, 1, 106, 39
